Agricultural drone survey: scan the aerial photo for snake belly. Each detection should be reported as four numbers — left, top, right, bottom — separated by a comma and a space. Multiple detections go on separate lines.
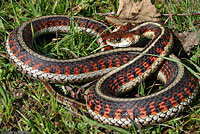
5, 15, 199, 127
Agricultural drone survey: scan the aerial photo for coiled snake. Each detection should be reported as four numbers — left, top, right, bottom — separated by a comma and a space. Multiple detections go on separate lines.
6, 15, 199, 127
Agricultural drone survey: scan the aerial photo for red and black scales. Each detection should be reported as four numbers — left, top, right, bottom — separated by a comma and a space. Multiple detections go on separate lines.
86, 22, 198, 126
87, 59, 198, 125
7, 16, 123, 82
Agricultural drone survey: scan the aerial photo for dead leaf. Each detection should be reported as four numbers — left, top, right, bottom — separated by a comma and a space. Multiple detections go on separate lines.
105, 16, 126, 25
106, 0, 161, 25
117, 0, 142, 19
176, 29, 200, 54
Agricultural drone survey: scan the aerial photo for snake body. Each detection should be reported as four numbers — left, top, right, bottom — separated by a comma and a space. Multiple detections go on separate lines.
6, 15, 199, 127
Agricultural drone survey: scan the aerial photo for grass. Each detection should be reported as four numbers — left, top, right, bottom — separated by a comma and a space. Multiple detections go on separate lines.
0, 0, 200, 133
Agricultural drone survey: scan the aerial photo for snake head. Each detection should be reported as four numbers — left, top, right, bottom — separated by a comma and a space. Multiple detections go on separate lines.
106, 24, 140, 47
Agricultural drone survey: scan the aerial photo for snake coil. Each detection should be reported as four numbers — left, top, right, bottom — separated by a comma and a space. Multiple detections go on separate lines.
6, 15, 199, 127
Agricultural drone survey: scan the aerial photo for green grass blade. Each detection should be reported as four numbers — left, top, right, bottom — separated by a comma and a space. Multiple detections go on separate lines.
0, 84, 8, 105
17, 110, 40, 133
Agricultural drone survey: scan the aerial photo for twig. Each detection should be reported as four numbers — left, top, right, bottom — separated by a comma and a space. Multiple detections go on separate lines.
169, 0, 172, 21
162, 12, 200, 16
95, 12, 116, 16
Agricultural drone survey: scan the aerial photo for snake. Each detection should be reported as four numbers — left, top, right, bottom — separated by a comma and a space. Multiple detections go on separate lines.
6, 15, 199, 128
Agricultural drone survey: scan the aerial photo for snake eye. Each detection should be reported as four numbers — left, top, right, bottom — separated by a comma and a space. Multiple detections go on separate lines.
116, 38, 121, 42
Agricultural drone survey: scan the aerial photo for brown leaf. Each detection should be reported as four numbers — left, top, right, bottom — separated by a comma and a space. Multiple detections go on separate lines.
105, 16, 126, 25
176, 30, 200, 54
117, 0, 142, 19
106, 0, 161, 25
